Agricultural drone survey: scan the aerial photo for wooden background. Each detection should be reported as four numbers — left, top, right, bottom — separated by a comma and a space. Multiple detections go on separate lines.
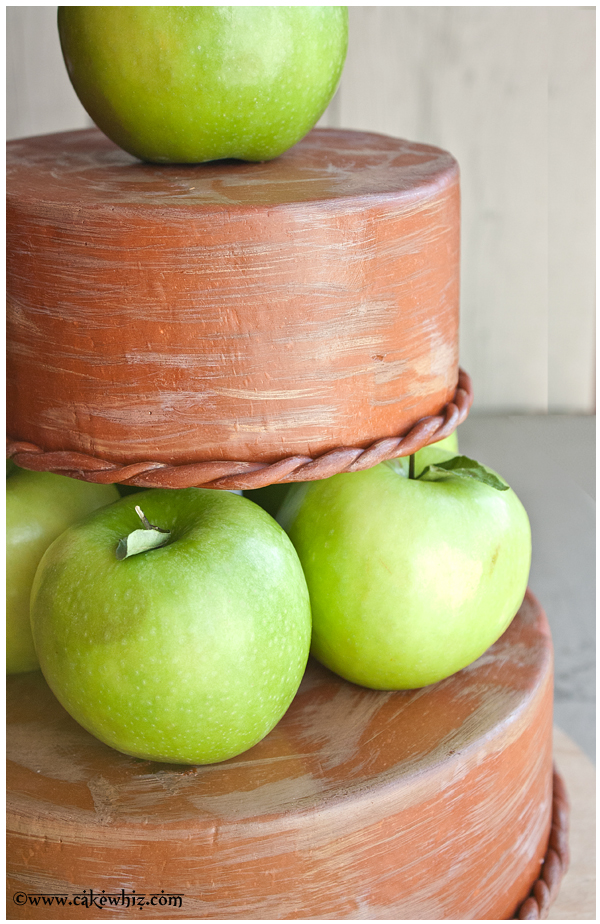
7, 6, 595, 414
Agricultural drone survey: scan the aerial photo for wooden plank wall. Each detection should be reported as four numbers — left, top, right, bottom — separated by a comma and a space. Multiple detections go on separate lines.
7, 6, 595, 413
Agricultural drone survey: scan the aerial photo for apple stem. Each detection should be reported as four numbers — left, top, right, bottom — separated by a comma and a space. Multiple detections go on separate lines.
408, 454, 416, 479
135, 505, 153, 530
134, 505, 169, 534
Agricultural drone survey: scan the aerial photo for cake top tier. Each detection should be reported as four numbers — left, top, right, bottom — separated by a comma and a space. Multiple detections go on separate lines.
7, 126, 458, 210
8, 126, 463, 484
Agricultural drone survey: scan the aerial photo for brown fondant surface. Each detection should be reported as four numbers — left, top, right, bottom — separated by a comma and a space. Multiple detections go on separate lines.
7, 590, 553, 920
7, 127, 460, 467
5, 368, 473, 490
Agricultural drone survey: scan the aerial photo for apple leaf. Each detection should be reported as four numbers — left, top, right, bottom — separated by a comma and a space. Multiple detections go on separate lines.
116, 506, 171, 560
417, 455, 509, 491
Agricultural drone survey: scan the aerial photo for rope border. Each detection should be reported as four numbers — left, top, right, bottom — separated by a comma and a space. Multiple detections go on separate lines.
515, 767, 570, 920
7, 369, 473, 491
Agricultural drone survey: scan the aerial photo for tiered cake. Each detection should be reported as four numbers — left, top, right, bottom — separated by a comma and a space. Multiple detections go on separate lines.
7, 127, 467, 488
7, 128, 566, 919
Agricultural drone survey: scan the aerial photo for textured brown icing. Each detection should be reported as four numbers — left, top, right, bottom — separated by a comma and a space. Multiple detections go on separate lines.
6, 369, 472, 490
7, 127, 460, 466
517, 769, 570, 920
7, 590, 553, 920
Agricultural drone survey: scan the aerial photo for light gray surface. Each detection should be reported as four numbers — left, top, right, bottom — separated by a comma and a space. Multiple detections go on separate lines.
457, 413, 595, 762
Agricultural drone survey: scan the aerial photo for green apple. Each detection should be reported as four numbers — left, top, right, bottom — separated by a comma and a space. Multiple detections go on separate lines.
58, 6, 348, 164
244, 431, 461, 519
277, 449, 531, 690
116, 483, 146, 497
425, 430, 458, 456
244, 482, 291, 519
7, 468, 119, 674
30, 488, 311, 764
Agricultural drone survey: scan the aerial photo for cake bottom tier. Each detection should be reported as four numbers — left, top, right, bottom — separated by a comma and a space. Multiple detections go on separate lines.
7, 590, 559, 920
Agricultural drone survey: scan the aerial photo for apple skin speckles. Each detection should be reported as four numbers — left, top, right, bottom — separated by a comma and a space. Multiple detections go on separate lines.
278, 447, 531, 690
57, 7, 348, 164
30, 488, 311, 764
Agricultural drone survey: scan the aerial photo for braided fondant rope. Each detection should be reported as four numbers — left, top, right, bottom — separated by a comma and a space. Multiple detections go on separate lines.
7, 369, 473, 491
515, 768, 570, 920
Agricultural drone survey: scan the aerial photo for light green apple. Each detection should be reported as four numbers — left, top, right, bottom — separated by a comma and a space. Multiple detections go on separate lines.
277, 449, 531, 690
30, 488, 311, 764
7, 468, 119, 674
244, 430, 461, 519
58, 6, 348, 163
425, 430, 458, 456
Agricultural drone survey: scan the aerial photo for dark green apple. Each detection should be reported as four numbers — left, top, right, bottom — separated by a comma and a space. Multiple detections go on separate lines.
244, 482, 292, 518
277, 449, 531, 690
7, 468, 119, 674
58, 6, 348, 163
31, 488, 311, 764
